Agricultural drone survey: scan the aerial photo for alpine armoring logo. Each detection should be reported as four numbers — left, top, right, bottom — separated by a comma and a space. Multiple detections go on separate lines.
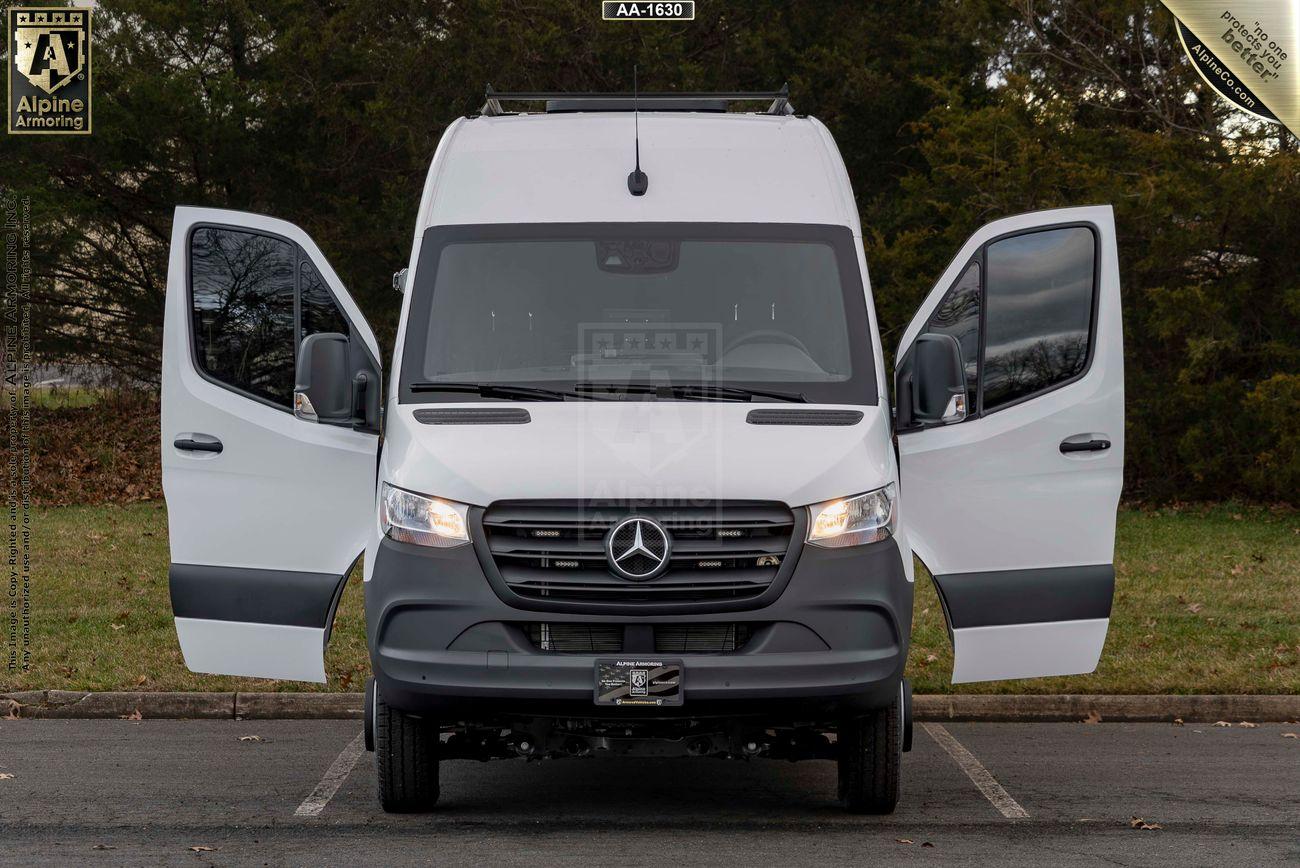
8, 7, 92, 135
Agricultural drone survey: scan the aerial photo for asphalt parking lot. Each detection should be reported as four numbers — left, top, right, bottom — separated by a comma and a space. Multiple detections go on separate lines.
1, 719, 1296, 865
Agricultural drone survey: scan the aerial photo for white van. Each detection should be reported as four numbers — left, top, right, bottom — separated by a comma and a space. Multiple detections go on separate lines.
161, 90, 1123, 814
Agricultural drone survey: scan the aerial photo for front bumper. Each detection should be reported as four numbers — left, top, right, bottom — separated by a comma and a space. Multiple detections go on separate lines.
366, 534, 912, 722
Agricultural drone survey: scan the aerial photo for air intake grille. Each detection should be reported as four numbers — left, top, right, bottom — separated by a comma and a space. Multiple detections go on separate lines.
524, 623, 756, 654
526, 623, 623, 653
482, 501, 795, 606
655, 623, 752, 653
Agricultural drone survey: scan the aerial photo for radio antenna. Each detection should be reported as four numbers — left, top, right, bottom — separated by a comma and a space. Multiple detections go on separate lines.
627, 65, 649, 196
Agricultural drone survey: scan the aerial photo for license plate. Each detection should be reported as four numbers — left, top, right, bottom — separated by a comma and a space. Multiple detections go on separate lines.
594, 659, 683, 706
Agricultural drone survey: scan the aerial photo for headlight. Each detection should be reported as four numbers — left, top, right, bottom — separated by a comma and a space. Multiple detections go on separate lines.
380, 483, 471, 548
806, 484, 897, 548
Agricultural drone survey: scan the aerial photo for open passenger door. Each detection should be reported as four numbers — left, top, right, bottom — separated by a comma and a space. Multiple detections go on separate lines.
161, 208, 382, 682
895, 206, 1123, 683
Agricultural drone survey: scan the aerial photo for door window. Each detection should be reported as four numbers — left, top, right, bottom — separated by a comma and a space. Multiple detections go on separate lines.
916, 225, 1097, 421
925, 261, 981, 402
299, 259, 349, 342
189, 227, 350, 409
982, 227, 1095, 410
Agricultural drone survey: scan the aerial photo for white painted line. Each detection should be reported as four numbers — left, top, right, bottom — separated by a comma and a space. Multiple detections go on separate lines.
922, 722, 1029, 819
294, 731, 366, 818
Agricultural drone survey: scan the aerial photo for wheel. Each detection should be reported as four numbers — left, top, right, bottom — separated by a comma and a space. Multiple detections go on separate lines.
374, 684, 440, 812
837, 689, 902, 814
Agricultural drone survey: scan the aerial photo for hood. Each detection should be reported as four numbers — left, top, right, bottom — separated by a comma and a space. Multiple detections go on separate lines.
382, 401, 892, 507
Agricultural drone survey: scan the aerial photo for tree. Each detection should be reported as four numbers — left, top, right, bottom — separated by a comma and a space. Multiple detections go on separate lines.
863, 0, 1300, 501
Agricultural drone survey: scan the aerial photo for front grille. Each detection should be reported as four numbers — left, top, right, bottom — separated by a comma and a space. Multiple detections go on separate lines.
524, 623, 756, 653
483, 500, 795, 605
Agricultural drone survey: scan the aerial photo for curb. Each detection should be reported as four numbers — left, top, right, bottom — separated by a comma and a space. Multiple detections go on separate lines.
910, 693, 1299, 723
3, 691, 1297, 722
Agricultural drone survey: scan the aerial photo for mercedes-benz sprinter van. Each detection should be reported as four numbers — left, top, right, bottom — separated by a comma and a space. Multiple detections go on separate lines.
161, 90, 1123, 814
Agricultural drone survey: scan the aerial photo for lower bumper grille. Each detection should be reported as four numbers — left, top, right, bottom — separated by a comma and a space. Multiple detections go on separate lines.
525, 623, 755, 654
525, 623, 622, 653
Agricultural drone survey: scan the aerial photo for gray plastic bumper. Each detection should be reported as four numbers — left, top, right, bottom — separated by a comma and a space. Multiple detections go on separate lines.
366, 534, 912, 721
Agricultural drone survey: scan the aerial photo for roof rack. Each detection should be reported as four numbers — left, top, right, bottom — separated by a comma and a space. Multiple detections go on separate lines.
479, 84, 794, 117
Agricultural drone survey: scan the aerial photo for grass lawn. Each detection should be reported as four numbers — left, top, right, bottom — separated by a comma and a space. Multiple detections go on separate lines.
4, 501, 1297, 695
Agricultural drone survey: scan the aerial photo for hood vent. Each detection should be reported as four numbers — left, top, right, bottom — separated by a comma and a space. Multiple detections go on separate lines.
746, 409, 863, 426
414, 407, 531, 425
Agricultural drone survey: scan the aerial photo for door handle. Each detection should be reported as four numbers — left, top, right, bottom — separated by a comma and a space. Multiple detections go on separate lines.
1060, 438, 1110, 454
174, 436, 223, 454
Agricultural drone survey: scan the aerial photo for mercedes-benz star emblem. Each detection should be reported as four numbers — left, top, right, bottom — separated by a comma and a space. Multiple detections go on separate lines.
605, 516, 672, 581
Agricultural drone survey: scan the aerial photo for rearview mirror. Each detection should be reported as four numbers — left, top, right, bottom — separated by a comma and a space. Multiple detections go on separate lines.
295, 332, 352, 424
895, 333, 968, 430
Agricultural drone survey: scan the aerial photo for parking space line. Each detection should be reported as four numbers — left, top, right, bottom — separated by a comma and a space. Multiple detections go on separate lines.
293, 731, 366, 818
921, 722, 1029, 819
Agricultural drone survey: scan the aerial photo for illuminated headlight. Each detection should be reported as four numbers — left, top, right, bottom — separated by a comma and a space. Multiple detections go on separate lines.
806, 484, 897, 548
380, 482, 471, 548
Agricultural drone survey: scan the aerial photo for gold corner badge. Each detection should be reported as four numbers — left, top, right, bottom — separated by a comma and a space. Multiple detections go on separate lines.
1162, 1, 1296, 135
8, 6, 92, 135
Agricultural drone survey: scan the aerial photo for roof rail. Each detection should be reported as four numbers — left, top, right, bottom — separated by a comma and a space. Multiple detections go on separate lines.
479, 84, 794, 117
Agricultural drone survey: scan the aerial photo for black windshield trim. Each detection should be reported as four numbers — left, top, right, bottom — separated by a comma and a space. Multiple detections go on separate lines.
397, 223, 879, 406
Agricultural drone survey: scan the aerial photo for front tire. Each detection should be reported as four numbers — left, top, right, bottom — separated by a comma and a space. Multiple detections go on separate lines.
374, 685, 440, 813
837, 691, 902, 814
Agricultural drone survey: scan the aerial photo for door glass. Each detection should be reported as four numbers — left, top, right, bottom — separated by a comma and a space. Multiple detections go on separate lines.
299, 259, 349, 342
190, 227, 296, 406
925, 261, 980, 402
983, 227, 1095, 410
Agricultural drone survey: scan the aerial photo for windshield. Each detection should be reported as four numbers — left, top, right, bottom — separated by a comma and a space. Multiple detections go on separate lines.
398, 224, 878, 404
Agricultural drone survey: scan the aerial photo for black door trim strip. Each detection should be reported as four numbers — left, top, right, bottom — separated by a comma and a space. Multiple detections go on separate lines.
169, 563, 348, 628
932, 563, 1113, 630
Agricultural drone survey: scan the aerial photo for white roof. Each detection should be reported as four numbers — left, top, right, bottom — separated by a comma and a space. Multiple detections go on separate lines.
421, 112, 861, 231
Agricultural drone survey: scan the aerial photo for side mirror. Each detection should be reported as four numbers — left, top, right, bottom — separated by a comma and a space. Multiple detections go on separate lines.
392, 267, 408, 294
295, 332, 352, 424
896, 333, 968, 430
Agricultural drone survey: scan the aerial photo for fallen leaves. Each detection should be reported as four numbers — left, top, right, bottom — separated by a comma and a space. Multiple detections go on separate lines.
1213, 720, 1232, 727
1237, 721, 1258, 728
1185, 602, 1203, 614
1129, 816, 1163, 831
238, 735, 264, 742
896, 838, 913, 845
121, 709, 142, 721
189, 845, 217, 852
0, 773, 14, 780
1082, 710, 1102, 724
31, 393, 163, 506
1172, 718, 1184, 726
1282, 733, 1297, 739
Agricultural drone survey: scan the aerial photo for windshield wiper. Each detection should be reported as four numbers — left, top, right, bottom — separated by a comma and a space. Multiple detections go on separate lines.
674, 384, 806, 403
409, 382, 597, 401
574, 382, 806, 403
